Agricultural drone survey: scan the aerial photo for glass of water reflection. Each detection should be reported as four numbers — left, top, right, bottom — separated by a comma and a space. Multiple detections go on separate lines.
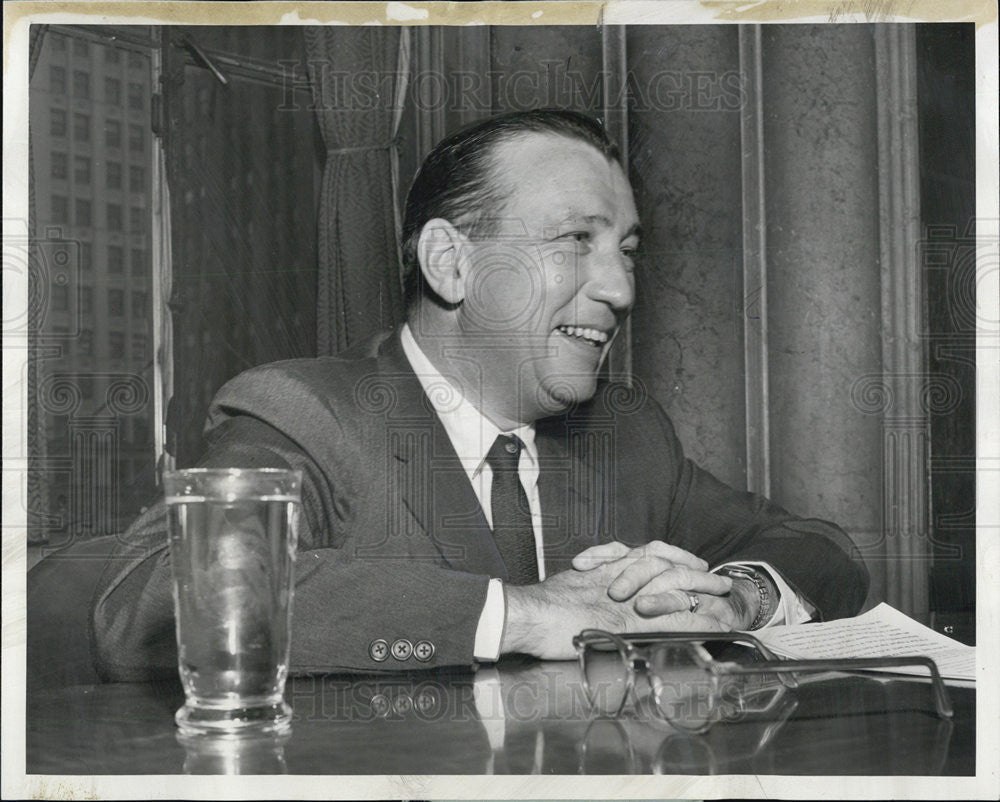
163, 468, 301, 736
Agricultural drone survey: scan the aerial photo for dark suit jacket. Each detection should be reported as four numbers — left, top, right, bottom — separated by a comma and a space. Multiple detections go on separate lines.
90, 327, 869, 680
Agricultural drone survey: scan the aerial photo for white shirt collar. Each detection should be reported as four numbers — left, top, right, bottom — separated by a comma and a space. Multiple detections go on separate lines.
399, 323, 538, 483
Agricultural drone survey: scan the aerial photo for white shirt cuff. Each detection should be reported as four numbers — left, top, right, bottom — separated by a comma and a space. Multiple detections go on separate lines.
713, 561, 814, 628
473, 578, 506, 661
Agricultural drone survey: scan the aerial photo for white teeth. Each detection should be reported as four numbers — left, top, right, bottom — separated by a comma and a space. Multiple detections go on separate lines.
557, 325, 609, 345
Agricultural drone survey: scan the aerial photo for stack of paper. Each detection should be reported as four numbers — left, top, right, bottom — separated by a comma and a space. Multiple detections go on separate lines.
754, 602, 975, 683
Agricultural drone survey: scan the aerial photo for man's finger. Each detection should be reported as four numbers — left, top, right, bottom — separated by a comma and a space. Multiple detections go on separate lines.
610, 562, 732, 602
571, 541, 632, 570
634, 590, 734, 624
630, 541, 709, 572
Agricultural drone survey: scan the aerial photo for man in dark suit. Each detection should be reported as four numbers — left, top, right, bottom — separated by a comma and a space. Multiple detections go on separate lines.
90, 110, 868, 679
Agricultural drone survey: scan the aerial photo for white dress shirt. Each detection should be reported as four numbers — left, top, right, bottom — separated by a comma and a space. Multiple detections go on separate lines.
400, 324, 810, 661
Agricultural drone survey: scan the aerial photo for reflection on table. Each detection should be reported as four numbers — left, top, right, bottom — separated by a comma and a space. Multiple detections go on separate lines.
27, 656, 973, 775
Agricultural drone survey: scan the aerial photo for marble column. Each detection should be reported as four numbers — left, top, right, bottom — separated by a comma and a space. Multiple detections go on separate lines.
761, 25, 886, 607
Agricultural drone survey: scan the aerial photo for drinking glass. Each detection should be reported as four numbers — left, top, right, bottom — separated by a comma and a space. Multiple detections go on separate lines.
163, 468, 301, 735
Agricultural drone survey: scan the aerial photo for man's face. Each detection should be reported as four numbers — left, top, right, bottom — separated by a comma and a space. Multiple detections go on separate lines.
455, 133, 639, 423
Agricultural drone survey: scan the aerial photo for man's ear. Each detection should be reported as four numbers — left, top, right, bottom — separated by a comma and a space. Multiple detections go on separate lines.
416, 219, 470, 305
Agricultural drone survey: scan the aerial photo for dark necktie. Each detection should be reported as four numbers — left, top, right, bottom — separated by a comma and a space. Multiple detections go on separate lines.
485, 434, 539, 585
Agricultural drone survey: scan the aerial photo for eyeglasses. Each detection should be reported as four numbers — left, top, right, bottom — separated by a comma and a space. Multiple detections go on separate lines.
572, 630, 953, 733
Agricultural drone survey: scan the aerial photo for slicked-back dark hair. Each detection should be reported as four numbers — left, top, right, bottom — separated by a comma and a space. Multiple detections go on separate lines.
400, 108, 622, 310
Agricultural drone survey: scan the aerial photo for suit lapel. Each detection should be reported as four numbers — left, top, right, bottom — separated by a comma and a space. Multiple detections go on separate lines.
377, 332, 508, 578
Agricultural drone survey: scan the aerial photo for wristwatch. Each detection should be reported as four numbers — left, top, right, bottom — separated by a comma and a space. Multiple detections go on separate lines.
717, 566, 773, 630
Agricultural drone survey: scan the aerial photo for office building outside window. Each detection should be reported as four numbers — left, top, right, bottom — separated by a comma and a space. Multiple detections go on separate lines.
109, 331, 125, 359
107, 202, 122, 231
51, 152, 68, 179
29, 29, 157, 546
107, 161, 122, 188
106, 119, 121, 148
51, 108, 67, 137
51, 66, 66, 93
52, 194, 68, 223
130, 206, 145, 233
73, 112, 89, 142
108, 245, 124, 273
108, 288, 124, 316
128, 123, 143, 152
131, 248, 146, 276
132, 291, 147, 318
73, 69, 90, 98
105, 77, 121, 105
74, 199, 91, 227
74, 155, 91, 184
128, 82, 144, 111
52, 284, 69, 312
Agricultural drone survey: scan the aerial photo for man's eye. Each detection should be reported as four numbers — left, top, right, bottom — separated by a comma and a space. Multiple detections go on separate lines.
561, 231, 590, 244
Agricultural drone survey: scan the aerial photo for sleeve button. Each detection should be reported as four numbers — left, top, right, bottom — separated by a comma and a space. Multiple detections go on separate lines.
414, 640, 435, 662
391, 638, 413, 660
369, 639, 389, 662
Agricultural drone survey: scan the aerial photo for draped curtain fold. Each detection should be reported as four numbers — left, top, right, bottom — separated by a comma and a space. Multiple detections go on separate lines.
304, 27, 410, 355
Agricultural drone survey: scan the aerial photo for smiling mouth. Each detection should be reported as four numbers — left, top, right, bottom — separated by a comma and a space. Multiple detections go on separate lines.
555, 325, 610, 348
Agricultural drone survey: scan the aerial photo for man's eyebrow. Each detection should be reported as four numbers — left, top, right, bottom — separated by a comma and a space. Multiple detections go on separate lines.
553, 213, 642, 240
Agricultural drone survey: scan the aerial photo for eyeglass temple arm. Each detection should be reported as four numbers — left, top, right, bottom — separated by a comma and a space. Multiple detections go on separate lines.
719, 656, 954, 719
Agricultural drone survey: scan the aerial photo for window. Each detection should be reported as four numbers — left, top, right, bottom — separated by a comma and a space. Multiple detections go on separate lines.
132, 333, 147, 359
107, 203, 122, 231
80, 242, 92, 271
128, 82, 144, 111
79, 328, 94, 356
105, 77, 121, 105
132, 291, 148, 318
108, 289, 124, 316
128, 124, 143, 152
73, 70, 90, 99
129, 166, 144, 193
73, 112, 89, 142
51, 108, 67, 137
74, 155, 91, 184
50, 66, 66, 94
106, 119, 121, 148
131, 248, 146, 276
105, 44, 120, 63
73, 39, 89, 57
74, 199, 91, 227
109, 331, 125, 359
106, 161, 122, 189
51, 195, 68, 223
108, 245, 124, 273
51, 34, 66, 52
52, 284, 69, 312
130, 206, 145, 233
81, 286, 93, 314
51, 152, 68, 180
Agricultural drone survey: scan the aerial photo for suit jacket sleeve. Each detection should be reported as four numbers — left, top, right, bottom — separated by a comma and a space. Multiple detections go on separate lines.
90, 369, 490, 680
649, 401, 870, 621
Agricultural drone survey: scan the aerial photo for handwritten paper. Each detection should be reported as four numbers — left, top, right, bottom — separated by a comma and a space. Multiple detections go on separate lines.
755, 602, 975, 683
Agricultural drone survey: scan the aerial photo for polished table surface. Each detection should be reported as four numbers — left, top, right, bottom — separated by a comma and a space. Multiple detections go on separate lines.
27, 658, 974, 776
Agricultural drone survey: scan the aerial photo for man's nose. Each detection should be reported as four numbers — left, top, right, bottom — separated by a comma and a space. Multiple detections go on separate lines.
586, 253, 635, 313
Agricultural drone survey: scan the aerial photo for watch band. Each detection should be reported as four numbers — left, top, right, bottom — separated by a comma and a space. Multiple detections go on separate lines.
718, 566, 772, 630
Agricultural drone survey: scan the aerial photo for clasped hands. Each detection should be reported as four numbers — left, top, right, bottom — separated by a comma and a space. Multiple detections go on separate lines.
502, 541, 760, 660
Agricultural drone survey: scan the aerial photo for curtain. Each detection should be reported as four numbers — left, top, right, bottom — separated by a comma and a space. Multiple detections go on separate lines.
304, 27, 410, 354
